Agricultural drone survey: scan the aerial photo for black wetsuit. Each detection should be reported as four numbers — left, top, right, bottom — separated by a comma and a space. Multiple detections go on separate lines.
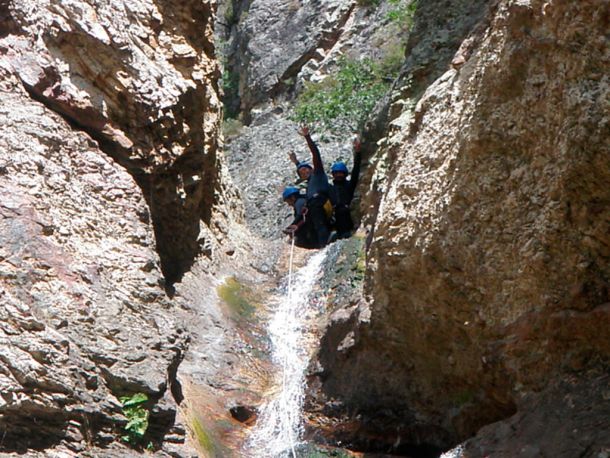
289, 196, 316, 249
329, 150, 361, 238
303, 133, 331, 248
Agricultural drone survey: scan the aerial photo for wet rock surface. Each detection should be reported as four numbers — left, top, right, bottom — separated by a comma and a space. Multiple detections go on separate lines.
314, 0, 610, 452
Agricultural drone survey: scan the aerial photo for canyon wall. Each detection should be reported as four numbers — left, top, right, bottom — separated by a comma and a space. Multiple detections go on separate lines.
0, 0, 245, 455
316, 0, 610, 454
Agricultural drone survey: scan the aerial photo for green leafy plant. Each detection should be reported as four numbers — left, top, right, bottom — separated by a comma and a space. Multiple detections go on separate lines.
120, 393, 150, 446
290, 57, 389, 134
354, 244, 366, 284
222, 69, 238, 99
224, 1, 236, 25
378, 41, 406, 79
221, 67, 240, 119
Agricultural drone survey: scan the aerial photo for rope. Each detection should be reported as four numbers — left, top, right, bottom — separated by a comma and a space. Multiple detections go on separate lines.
287, 235, 296, 302
285, 235, 297, 458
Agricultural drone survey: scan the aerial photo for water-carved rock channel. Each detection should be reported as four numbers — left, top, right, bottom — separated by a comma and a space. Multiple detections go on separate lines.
246, 248, 328, 457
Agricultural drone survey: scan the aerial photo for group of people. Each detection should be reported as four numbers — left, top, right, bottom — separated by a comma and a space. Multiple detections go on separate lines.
281, 126, 361, 249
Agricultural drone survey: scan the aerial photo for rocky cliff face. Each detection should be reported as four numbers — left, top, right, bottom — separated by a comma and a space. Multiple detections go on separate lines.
0, 75, 189, 455
0, 0, 246, 455
1, 0, 240, 285
220, 0, 354, 121
315, 0, 610, 454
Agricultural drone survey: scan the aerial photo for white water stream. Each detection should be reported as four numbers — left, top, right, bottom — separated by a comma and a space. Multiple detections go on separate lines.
440, 445, 465, 458
246, 247, 328, 457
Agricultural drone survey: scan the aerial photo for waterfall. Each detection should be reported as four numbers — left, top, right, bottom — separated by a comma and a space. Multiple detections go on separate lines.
246, 248, 328, 457
441, 445, 465, 457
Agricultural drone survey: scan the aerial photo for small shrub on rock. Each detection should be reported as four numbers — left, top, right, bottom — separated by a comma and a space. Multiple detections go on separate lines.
291, 57, 389, 134
120, 392, 150, 446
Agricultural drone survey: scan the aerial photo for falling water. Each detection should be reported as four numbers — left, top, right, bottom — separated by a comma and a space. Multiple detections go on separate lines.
440, 445, 465, 458
246, 248, 328, 457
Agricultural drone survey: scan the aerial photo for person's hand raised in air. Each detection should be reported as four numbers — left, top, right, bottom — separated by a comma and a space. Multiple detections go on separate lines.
297, 125, 310, 137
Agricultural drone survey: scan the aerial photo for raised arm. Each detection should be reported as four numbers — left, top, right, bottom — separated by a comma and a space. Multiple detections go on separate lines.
288, 151, 299, 166
349, 137, 362, 192
298, 126, 323, 171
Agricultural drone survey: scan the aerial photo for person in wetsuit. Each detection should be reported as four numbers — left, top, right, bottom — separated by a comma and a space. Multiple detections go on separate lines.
290, 126, 331, 248
328, 137, 362, 239
281, 186, 316, 249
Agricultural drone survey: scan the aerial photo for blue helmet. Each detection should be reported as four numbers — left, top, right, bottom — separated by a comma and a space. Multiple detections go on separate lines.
282, 186, 300, 200
331, 161, 348, 174
296, 161, 313, 171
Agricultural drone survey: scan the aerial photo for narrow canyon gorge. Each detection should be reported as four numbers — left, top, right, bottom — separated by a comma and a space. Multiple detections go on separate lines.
0, 0, 608, 457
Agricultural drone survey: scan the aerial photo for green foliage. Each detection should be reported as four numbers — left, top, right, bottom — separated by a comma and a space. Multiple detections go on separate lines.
353, 240, 366, 284
377, 41, 406, 79
120, 393, 150, 446
221, 67, 240, 119
222, 69, 238, 97
387, 0, 418, 29
224, 1, 236, 25
290, 57, 389, 134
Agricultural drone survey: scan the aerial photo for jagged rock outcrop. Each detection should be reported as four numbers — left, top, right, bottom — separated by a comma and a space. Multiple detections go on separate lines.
460, 372, 610, 457
0, 0, 242, 455
1, 0, 240, 285
223, 0, 356, 120
315, 0, 610, 453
